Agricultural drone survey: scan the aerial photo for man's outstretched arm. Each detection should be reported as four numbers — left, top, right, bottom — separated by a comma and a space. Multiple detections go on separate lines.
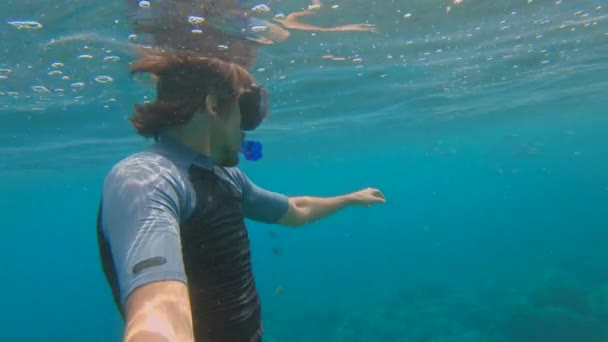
232, 169, 385, 227
277, 188, 386, 228
124, 281, 194, 342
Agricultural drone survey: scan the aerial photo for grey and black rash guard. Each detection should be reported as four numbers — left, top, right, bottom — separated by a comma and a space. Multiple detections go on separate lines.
97, 136, 288, 341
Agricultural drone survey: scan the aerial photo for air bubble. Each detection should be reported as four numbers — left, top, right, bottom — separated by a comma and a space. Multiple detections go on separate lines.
48, 71, 62, 76
251, 25, 267, 32
77, 54, 93, 60
139, 1, 150, 8
33, 86, 50, 94
217, 45, 229, 50
95, 76, 113, 83
191, 29, 203, 34
8, 20, 43, 30
51, 62, 64, 68
104, 56, 120, 62
274, 13, 285, 20
0, 76, 7, 80
128, 34, 138, 42
352, 58, 363, 63
71, 82, 85, 89
404, 13, 412, 19
251, 4, 271, 14
188, 16, 205, 25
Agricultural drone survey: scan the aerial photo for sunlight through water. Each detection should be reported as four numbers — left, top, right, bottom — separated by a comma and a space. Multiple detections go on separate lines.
0, 0, 607, 170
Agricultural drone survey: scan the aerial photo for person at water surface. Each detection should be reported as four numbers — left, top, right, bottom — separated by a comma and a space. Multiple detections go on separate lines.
96, 49, 385, 342
124, 0, 377, 69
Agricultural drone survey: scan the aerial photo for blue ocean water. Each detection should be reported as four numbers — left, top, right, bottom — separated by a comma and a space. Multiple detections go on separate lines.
1, 0, 608, 341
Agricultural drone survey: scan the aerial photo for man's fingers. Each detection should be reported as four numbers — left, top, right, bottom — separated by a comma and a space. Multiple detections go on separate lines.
371, 189, 385, 199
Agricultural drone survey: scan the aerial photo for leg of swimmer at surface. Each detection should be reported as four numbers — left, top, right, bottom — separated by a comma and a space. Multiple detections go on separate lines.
272, 1, 377, 33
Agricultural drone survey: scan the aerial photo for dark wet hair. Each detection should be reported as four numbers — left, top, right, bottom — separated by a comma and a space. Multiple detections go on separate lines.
129, 50, 254, 139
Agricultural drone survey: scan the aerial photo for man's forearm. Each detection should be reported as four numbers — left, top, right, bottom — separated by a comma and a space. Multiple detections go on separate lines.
123, 281, 195, 342
286, 195, 354, 227
278, 187, 384, 228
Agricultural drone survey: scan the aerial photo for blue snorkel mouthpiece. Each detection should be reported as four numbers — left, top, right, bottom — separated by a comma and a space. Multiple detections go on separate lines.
240, 140, 263, 161
239, 85, 269, 161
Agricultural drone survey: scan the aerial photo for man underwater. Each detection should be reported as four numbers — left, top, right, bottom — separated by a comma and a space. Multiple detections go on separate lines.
97, 2, 384, 341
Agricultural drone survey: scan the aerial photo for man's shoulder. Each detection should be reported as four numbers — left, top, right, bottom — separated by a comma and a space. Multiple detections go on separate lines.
109, 150, 167, 174
104, 149, 185, 188
219, 166, 248, 190
101, 148, 197, 222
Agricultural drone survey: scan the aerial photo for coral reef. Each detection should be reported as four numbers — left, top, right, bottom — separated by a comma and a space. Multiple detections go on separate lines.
262, 267, 608, 341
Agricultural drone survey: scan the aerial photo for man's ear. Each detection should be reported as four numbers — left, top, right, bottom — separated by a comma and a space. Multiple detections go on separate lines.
204, 94, 220, 118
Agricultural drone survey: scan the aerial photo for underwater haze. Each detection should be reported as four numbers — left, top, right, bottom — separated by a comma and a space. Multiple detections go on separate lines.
1, 0, 608, 341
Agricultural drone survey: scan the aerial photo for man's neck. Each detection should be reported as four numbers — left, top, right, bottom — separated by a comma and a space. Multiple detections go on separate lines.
163, 129, 211, 157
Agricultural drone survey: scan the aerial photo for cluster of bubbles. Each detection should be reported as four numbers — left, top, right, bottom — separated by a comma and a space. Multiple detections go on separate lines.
3, 0, 606, 116
0, 42, 123, 111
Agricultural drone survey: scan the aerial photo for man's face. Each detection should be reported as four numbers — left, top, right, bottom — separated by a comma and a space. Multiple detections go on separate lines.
213, 100, 243, 167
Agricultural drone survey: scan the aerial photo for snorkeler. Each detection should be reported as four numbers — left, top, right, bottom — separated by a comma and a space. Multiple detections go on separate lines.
96, 51, 386, 341
99, 6, 385, 339
124, 0, 377, 67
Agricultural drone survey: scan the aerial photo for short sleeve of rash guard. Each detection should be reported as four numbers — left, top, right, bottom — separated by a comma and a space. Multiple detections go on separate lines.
100, 153, 193, 307
223, 168, 289, 224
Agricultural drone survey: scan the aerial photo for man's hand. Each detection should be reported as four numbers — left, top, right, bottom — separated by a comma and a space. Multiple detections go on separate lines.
348, 188, 386, 207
